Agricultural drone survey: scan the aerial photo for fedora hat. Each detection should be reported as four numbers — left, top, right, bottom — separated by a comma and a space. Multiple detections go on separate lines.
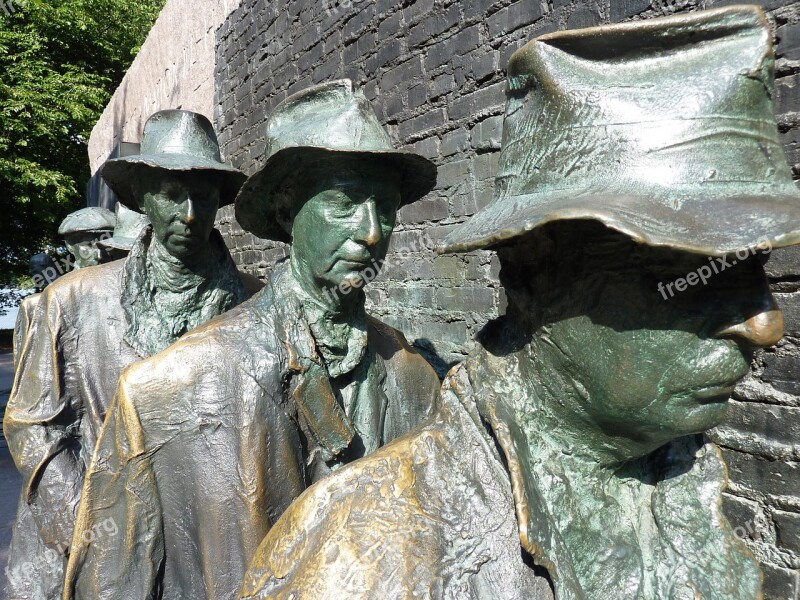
235, 80, 438, 242
441, 6, 800, 256
97, 203, 150, 252
58, 207, 115, 236
101, 110, 246, 212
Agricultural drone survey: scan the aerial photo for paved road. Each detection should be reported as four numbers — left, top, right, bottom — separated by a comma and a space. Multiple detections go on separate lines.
0, 352, 20, 594
0, 445, 20, 595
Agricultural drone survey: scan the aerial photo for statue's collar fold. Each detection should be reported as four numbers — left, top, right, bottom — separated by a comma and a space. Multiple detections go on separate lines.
271, 260, 369, 378
461, 349, 761, 600
120, 226, 246, 358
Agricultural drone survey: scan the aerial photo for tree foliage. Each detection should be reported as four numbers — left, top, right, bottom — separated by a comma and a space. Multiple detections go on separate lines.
0, 0, 164, 286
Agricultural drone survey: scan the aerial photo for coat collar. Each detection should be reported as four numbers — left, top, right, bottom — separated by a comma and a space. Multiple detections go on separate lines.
120, 226, 248, 358
461, 348, 762, 600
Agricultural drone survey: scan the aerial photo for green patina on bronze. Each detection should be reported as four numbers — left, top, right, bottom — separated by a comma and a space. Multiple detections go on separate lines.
241, 7, 800, 600
5, 109, 258, 600
438, 5, 797, 598
97, 203, 150, 261
235, 78, 436, 243
104, 110, 254, 357
58, 207, 115, 269
63, 81, 441, 600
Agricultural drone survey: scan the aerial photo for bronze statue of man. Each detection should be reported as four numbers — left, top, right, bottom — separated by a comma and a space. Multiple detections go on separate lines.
13, 209, 118, 369
63, 80, 441, 600
57, 206, 116, 269
12, 254, 60, 368
4, 110, 260, 600
14, 210, 116, 369
240, 7, 800, 599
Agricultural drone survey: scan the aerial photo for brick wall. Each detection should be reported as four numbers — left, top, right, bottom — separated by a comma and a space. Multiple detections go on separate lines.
213, 0, 800, 596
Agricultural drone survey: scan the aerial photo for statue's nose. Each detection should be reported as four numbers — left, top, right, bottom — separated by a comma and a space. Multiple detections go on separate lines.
185, 198, 196, 225
714, 307, 784, 348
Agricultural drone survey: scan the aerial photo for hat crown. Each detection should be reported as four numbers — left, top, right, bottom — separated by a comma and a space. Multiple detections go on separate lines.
100, 109, 245, 212
113, 203, 149, 239
264, 80, 395, 160
58, 207, 115, 235
497, 5, 795, 203
139, 110, 222, 163
441, 5, 800, 255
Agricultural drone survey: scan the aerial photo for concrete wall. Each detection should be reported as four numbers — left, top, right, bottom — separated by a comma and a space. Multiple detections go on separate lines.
86, 0, 242, 177
214, 0, 800, 597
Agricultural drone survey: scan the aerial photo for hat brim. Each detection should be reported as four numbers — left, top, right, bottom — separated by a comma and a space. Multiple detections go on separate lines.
235, 146, 438, 242
101, 155, 246, 212
439, 189, 800, 256
97, 236, 137, 251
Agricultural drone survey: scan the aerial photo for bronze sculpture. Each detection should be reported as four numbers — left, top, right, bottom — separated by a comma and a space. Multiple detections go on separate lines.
57, 206, 115, 269
12, 255, 60, 368
14, 210, 119, 369
97, 202, 150, 262
240, 7, 800, 599
63, 80, 441, 600
4, 109, 260, 600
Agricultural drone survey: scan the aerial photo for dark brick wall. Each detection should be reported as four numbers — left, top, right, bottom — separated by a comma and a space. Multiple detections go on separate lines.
214, 0, 800, 596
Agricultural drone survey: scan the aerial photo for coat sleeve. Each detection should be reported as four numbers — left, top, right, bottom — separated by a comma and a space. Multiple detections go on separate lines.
12, 295, 35, 370
3, 289, 84, 552
63, 370, 164, 600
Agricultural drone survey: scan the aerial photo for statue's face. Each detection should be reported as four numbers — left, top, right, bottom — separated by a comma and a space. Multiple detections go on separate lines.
289, 161, 401, 295
521, 231, 780, 451
139, 170, 221, 260
64, 232, 108, 269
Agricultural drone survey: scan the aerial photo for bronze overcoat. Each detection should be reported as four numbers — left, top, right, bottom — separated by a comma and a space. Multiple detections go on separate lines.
63, 260, 441, 600
12, 293, 41, 370
240, 353, 761, 600
4, 230, 260, 600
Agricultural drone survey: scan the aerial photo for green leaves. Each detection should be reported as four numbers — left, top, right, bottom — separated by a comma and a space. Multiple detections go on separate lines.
0, 0, 164, 284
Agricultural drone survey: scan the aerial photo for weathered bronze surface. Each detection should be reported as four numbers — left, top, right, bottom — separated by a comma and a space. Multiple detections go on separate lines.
63, 81, 441, 600
443, 7, 800, 256
97, 203, 150, 261
12, 294, 40, 370
3, 109, 258, 600
240, 7, 796, 599
58, 207, 115, 269
13, 254, 59, 366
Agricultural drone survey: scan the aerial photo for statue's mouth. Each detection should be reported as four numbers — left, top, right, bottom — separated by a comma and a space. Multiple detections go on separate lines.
692, 384, 735, 404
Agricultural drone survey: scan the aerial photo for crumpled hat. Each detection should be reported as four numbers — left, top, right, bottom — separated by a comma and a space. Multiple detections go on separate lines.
441, 6, 800, 256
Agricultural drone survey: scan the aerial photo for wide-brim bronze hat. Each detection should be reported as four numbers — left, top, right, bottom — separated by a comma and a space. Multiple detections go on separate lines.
235, 80, 437, 242
441, 6, 800, 256
97, 203, 150, 251
101, 110, 246, 212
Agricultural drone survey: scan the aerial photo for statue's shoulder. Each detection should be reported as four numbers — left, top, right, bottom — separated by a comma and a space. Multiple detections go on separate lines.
119, 290, 283, 400
42, 260, 124, 307
240, 412, 448, 598
365, 314, 412, 350
241, 365, 546, 599
365, 314, 438, 376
